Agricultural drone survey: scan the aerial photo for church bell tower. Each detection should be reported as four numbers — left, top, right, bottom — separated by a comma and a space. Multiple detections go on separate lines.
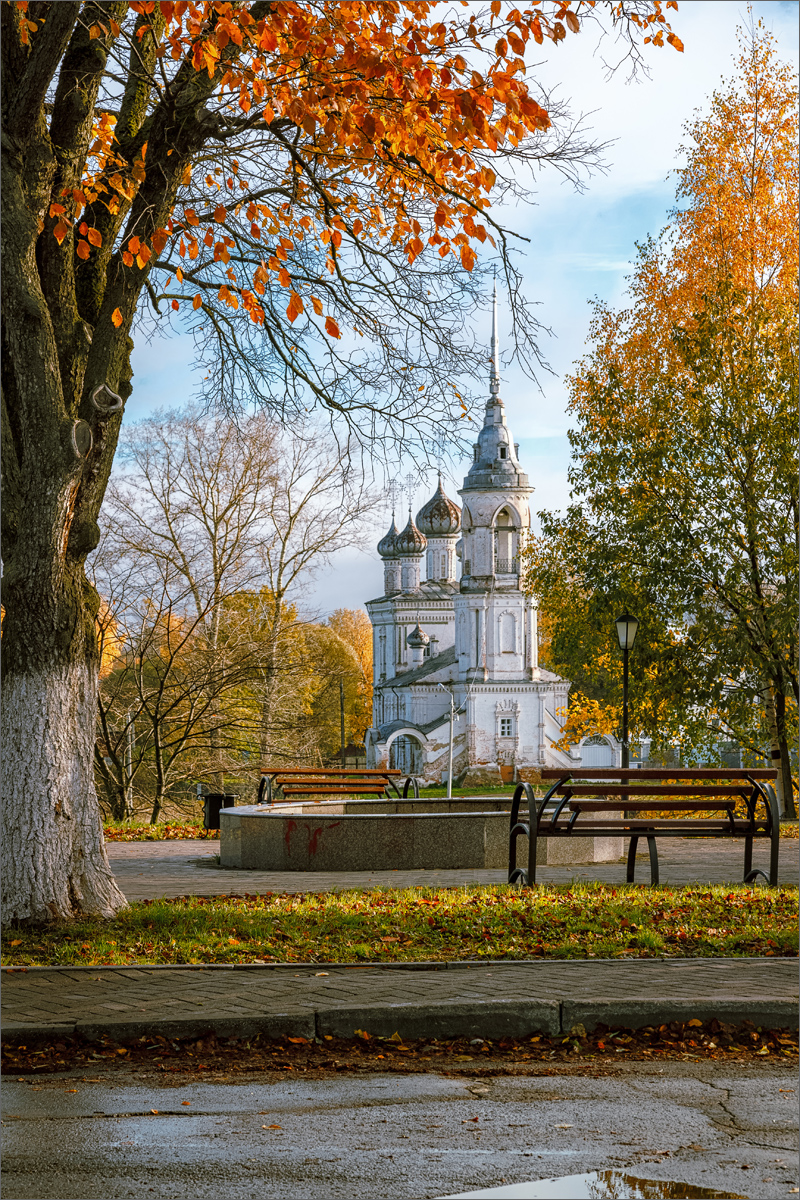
454, 283, 538, 681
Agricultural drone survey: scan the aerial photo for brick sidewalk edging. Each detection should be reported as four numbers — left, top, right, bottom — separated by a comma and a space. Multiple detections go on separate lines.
3, 958, 796, 1045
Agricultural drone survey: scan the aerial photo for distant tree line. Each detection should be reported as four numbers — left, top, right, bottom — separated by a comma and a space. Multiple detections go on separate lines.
93, 406, 375, 822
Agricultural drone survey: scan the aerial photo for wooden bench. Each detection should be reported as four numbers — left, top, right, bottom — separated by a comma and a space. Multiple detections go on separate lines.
508, 768, 780, 887
257, 767, 419, 805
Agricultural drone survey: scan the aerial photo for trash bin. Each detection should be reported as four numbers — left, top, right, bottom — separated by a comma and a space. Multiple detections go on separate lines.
203, 794, 238, 831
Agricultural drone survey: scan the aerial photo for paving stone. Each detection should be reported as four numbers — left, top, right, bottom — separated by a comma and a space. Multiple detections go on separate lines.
3, 959, 796, 1044
106, 835, 798, 899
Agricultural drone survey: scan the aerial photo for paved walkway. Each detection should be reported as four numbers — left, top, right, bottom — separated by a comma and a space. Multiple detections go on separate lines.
3, 958, 796, 1043
108, 837, 799, 901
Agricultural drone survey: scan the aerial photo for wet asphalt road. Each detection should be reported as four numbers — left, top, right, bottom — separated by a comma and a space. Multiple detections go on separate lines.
2, 1062, 797, 1199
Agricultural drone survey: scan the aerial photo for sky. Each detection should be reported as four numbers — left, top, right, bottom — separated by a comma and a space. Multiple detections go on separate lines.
123, 1, 799, 618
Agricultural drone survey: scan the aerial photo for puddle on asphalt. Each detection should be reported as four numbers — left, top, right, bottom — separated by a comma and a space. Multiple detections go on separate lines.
439, 1172, 745, 1199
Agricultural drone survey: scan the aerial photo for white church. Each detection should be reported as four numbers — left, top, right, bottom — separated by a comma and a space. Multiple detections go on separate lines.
364, 291, 617, 784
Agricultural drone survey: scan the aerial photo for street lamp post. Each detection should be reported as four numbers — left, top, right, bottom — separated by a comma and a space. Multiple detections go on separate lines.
438, 683, 455, 799
615, 613, 639, 769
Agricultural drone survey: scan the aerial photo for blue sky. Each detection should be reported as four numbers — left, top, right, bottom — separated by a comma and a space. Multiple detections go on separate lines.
124, 1, 799, 617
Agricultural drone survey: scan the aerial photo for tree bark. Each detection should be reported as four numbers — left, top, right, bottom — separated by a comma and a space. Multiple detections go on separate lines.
776, 689, 797, 820
764, 682, 795, 820
2, 661, 127, 922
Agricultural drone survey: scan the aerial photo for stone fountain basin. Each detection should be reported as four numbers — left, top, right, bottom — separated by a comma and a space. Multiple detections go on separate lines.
219, 801, 623, 871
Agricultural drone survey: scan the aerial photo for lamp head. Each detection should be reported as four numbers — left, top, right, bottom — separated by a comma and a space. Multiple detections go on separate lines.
615, 612, 639, 651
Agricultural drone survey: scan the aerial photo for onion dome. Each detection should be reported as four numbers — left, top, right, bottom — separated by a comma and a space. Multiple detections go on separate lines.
406, 623, 430, 649
377, 514, 399, 559
394, 509, 427, 557
416, 474, 461, 537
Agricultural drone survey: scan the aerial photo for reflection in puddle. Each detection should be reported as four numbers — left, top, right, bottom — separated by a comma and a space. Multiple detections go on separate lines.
439, 1171, 746, 1199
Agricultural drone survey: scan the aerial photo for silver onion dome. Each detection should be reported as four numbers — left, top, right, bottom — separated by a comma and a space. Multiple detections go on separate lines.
416, 475, 461, 537
406, 622, 430, 649
393, 510, 427, 558
377, 515, 400, 559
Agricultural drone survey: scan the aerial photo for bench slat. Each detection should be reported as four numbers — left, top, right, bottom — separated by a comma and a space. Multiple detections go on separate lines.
544, 820, 761, 832
262, 768, 402, 777
563, 785, 749, 797
569, 799, 737, 812
281, 788, 387, 795
540, 768, 777, 780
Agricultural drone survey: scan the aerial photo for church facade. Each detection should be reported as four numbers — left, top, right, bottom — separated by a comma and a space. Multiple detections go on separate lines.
364, 292, 580, 785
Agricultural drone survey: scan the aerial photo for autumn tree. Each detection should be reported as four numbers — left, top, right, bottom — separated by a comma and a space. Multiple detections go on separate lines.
94, 407, 376, 812
1, 1, 682, 922
525, 24, 798, 811
326, 607, 373, 742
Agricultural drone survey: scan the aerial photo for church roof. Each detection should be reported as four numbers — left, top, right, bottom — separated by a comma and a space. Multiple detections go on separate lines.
378, 644, 457, 688
376, 514, 399, 559
461, 280, 529, 494
364, 579, 458, 606
393, 509, 427, 557
416, 475, 461, 537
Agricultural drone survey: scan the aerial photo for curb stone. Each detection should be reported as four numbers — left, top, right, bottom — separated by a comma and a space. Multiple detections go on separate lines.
3, 998, 796, 1047
561, 997, 799, 1033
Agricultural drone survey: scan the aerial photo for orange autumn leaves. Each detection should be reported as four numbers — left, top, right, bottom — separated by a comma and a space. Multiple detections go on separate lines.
16, 0, 682, 344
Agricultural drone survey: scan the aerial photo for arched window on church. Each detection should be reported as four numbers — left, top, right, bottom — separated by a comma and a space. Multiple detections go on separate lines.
494, 508, 517, 575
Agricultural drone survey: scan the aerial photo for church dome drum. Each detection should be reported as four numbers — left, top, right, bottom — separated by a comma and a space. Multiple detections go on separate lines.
377, 516, 399, 559
394, 511, 427, 557
416, 476, 461, 537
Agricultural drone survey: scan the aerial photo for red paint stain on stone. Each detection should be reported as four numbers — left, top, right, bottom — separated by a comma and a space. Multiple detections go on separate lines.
307, 821, 341, 856
284, 820, 297, 856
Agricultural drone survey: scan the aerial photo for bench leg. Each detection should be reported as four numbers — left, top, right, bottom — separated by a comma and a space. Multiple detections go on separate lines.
770, 825, 780, 886
646, 836, 660, 885
527, 823, 538, 886
743, 835, 753, 881
626, 837, 639, 883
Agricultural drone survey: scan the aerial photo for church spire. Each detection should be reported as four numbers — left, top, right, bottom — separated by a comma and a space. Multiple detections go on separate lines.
489, 276, 500, 397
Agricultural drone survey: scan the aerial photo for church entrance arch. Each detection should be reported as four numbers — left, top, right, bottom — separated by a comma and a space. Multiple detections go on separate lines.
580, 735, 615, 768
388, 733, 424, 776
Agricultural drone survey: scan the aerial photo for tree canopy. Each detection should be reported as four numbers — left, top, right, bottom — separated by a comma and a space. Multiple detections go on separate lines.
1, 0, 683, 923
524, 24, 798, 811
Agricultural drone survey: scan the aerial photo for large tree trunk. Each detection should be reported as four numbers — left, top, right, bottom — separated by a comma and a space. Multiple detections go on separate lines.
2, 658, 127, 923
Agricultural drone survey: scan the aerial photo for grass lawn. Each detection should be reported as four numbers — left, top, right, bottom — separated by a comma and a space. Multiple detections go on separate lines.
103, 821, 217, 841
5, 883, 797, 966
